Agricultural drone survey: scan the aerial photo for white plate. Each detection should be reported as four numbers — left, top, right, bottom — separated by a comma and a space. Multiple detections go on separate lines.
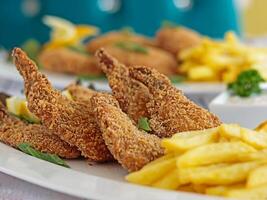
0, 143, 222, 200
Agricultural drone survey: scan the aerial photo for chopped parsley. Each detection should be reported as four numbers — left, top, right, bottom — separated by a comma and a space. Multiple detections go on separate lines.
115, 41, 148, 54
138, 117, 152, 132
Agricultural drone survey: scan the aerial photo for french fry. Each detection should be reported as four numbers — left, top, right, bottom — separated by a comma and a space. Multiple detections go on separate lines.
237, 150, 267, 162
178, 164, 226, 185
220, 124, 267, 149
152, 169, 180, 190
143, 153, 175, 169
177, 142, 256, 168
205, 184, 245, 196
247, 165, 267, 188
161, 128, 218, 152
192, 184, 208, 193
241, 128, 267, 149
125, 157, 176, 185
219, 124, 241, 139
179, 161, 261, 185
255, 121, 267, 132
226, 184, 267, 199
177, 184, 195, 192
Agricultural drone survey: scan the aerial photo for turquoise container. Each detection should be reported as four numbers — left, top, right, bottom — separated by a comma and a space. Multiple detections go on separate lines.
0, 0, 241, 48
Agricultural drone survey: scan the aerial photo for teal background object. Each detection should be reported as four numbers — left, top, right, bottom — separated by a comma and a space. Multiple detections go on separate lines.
0, 0, 241, 49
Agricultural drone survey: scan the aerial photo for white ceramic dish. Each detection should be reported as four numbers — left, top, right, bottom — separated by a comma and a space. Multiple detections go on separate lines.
0, 143, 221, 200
209, 90, 267, 129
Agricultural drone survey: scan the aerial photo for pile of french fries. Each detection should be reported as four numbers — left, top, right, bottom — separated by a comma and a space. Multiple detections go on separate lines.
178, 32, 267, 82
126, 124, 267, 199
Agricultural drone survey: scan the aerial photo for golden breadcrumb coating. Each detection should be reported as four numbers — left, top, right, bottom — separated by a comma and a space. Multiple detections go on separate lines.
95, 48, 150, 123
156, 27, 201, 55
103, 45, 177, 76
0, 103, 80, 158
12, 48, 113, 162
38, 48, 102, 75
66, 84, 96, 103
91, 93, 163, 172
129, 66, 222, 137
86, 31, 155, 53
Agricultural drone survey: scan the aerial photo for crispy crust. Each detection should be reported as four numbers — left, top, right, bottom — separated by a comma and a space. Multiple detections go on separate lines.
129, 66, 222, 137
0, 103, 80, 158
103, 45, 177, 76
38, 48, 102, 75
156, 27, 201, 55
86, 31, 156, 53
95, 48, 151, 123
91, 93, 163, 172
66, 84, 96, 103
12, 48, 113, 162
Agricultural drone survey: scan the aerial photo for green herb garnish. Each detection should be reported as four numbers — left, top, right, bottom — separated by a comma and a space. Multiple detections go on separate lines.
18, 143, 69, 168
76, 74, 107, 81
67, 45, 90, 55
170, 75, 186, 83
115, 41, 148, 54
138, 117, 152, 132
228, 69, 265, 97
21, 39, 41, 62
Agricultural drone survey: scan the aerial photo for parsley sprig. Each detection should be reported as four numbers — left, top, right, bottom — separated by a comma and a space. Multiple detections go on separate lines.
18, 143, 69, 168
228, 69, 265, 97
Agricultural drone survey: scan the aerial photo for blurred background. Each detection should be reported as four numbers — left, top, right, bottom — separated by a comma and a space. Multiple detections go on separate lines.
0, 0, 266, 48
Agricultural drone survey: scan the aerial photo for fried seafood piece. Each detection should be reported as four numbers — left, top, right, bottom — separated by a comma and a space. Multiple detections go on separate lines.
156, 26, 201, 55
103, 45, 177, 76
38, 48, 102, 75
12, 48, 113, 162
95, 48, 151, 123
91, 93, 163, 172
66, 84, 96, 103
129, 66, 221, 137
0, 103, 80, 158
86, 31, 155, 53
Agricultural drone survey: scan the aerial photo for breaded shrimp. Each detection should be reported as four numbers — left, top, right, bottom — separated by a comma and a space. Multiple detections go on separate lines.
86, 31, 155, 53
156, 26, 201, 55
0, 103, 80, 158
129, 66, 221, 137
103, 45, 177, 76
95, 48, 151, 123
91, 93, 163, 172
38, 48, 102, 75
66, 84, 96, 103
12, 48, 113, 162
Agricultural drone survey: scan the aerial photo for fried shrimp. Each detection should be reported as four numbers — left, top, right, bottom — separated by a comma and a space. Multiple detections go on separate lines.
95, 48, 151, 123
91, 93, 163, 172
66, 84, 96, 103
12, 48, 113, 162
156, 26, 201, 55
0, 103, 80, 158
86, 31, 155, 53
129, 66, 221, 137
103, 45, 177, 76
38, 48, 102, 75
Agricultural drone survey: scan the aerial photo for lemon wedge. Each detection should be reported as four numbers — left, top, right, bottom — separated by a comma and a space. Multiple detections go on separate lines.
62, 90, 73, 100
43, 15, 99, 49
6, 96, 40, 123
